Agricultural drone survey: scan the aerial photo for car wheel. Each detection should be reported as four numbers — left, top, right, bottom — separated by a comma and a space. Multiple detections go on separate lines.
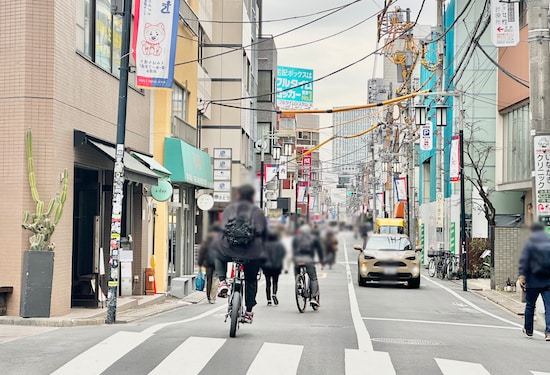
408, 276, 420, 289
358, 266, 367, 287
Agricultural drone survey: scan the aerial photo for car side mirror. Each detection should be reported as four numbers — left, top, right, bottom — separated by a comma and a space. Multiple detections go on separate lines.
353, 244, 363, 251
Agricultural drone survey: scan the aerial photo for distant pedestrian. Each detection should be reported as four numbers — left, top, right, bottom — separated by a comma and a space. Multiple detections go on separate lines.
198, 224, 222, 304
262, 229, 286, 306
518, 223, 550, 340
323, 229, 338, 270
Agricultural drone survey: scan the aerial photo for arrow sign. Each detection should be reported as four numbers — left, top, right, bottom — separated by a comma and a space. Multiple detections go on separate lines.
496, 26, 503, 32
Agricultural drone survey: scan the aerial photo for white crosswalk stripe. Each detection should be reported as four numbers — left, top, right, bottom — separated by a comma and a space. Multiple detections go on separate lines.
247, 342, 303, 375
435, 358, 491, 375
149, 337, 226, 375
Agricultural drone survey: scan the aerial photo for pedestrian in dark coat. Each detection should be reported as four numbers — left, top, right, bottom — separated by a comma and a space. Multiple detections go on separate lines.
198, 225, 222, 303
323, 229, 338, 269
262, 229, 286, 306
518, 223, 550, 340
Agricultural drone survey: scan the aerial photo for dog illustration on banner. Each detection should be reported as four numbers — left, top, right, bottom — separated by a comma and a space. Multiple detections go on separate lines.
142, 23, 165, 56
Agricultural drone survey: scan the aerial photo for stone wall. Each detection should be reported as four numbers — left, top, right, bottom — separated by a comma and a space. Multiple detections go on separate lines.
494, 227, 529, 290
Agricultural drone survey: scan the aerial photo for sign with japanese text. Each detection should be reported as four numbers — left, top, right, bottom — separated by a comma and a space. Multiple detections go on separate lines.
420, 122, 433, 151
534, 136, 550, 216
450, 135, 460, 183
436, 192, 444, 228
276, 66, 314, 110
133, 0, 180, 88
490, 0, 519, 48
394, 177, 408, 202
279, 156, 288, 180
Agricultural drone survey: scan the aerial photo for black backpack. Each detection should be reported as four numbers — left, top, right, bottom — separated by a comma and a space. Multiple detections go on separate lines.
531, 241, 550, 278
296, 233, 314, 255
223, 203, 256, 247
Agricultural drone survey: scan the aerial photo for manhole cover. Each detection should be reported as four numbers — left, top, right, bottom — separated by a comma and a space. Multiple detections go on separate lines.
371, 338, 443, 346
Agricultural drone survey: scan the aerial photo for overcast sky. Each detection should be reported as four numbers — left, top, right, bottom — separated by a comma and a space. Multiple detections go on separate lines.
262, 0, 438, 202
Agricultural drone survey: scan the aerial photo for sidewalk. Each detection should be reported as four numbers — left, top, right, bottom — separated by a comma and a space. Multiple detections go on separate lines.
0, 291, 208, 327
452, 278, 546, 330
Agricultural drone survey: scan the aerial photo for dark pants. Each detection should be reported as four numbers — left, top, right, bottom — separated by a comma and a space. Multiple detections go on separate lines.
215, 256, 261, 312
263, 268, 281, 300
294, 263, 319, 299
524, 287, 550, 334
205, 266, 216, 301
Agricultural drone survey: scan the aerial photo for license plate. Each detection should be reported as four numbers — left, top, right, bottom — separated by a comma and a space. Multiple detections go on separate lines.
383, 267, 397, 275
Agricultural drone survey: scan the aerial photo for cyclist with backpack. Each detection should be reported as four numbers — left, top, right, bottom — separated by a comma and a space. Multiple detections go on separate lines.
518, 223, 550, 341
293, 224, 324, 308
215, 184, 267, 324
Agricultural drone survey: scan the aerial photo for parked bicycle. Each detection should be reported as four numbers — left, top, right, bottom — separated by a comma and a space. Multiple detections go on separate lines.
428, 250, 460, 280
295, 263, 319, 313
225, 259, 247, 337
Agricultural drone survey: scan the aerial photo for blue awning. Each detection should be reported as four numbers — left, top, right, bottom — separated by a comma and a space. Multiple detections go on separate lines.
164, 138, 213, 189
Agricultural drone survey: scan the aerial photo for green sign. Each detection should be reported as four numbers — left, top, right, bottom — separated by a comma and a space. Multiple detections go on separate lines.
450, 222, 456, 254
151, 179, 173, 202
420, 224, 425, 265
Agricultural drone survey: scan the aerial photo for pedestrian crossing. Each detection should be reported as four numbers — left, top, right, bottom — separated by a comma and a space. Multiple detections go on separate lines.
48, 334, 550, 375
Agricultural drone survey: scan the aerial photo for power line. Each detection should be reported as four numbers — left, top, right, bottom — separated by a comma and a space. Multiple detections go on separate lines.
175, 0, 363, 66
475, 41, 529, 88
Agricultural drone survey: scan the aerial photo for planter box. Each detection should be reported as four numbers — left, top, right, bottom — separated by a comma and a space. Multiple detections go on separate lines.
20, 251, 54, 318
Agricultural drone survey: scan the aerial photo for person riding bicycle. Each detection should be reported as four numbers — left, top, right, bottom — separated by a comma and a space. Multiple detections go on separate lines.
292, 224, 324, 307
215, 184, 267, 324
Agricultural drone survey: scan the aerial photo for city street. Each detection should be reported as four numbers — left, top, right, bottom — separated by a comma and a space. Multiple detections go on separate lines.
1, 232, 549, 375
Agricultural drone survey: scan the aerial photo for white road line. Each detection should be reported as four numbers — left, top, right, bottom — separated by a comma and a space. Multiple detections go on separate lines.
246, 343, 303, 375
343, 241, 373, 352
421, 276, 546, 338
345, 349, 396, 375
435, 358, 491, 375
532, 371, 550, 375
148, 337, 225, 375
51, 331, 153, 375
361, 316, 518, 330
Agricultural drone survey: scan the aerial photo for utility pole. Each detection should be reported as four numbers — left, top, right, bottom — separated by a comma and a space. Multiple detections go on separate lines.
435, 0, 445, 249
106, 0, 132, 324
405, 8, 416, 251
529, 0, 550, 225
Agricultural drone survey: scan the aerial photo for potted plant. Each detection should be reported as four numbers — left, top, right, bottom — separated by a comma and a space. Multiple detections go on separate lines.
20, 128, 68, 318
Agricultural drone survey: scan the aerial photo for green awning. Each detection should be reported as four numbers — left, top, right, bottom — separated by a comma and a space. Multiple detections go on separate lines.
164, 138, 214, 189
130, 151, 172, 178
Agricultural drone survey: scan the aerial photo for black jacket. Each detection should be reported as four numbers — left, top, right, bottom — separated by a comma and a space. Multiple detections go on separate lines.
198, 235, 220, 268
218, 200, 267, 260
292, 232, 324, 264
263, 240, 286, 270
519, 231, 550, 288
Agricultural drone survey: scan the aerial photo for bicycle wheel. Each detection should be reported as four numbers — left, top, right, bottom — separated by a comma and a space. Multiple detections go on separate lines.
229, 291, 241, 337
428, 259, 436, 277
295, 274, 307, 313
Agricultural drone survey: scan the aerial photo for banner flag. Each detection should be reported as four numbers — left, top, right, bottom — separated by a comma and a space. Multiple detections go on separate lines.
450, 135, 460, 183
133, 0, 180, 89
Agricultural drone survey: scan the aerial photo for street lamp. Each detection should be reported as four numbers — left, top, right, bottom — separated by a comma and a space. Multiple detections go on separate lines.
435, 100, 449, 127
414, 102, 427, 126
272, 145, 281, 161
283, 141, 293, 157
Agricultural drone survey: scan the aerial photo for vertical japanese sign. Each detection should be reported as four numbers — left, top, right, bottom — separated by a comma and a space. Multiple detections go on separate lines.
436, 192, 444, 229
133, 0, 180, 88
278, 156, 288, 180
213, 148, 232, 202
302, 154, 312, 180
534, 136, 550, 219
450, 135, 460, 183
276, 66, 314, 110
490, 0, 519, 48
420, 121, 433, 151
393, 177, 408, 201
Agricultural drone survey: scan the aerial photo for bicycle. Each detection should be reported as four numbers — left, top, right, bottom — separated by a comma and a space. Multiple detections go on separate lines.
446, 254, 460, 280
427, 250, 437, 277
295, 263, 319, 313
225, 259, 246, 338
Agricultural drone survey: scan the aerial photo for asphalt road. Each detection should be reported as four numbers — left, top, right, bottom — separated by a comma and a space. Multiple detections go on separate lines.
1, 232, 549, 375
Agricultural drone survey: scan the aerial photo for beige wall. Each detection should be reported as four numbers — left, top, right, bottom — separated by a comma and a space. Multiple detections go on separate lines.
498, 26, 529, 111
0, 0, 151, 316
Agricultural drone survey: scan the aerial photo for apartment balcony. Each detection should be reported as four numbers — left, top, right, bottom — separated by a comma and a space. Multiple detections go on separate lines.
180, 0, 199, 36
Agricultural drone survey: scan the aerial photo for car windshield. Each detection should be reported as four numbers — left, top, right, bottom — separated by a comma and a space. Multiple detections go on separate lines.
366, 236, 411, 251
379, 226, 404, 234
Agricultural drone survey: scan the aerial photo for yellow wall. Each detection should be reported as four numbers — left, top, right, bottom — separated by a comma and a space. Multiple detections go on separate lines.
152, 19, 199, 292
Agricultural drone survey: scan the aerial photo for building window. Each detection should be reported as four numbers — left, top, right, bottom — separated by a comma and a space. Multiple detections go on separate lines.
503, 104, 531, 184
76, 0, 125, 78
172, 83, 190, 122
258, 70, 273, 102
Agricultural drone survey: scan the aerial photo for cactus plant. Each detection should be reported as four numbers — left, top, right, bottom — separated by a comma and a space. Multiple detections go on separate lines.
21, 128, 68, 251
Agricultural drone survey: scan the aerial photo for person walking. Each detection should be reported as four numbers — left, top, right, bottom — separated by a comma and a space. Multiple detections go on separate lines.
322, 229, 338, 270
262, 228, 286, 306
293, 224, 324, 307
518, 223, 550, 340
215, 184, 267, 324
197, 224, 222, 304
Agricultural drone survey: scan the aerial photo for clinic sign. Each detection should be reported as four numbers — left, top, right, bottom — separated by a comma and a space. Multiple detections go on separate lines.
276, 66, 314, 110
490, 0, 519, 47
534, 135, 550, 218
